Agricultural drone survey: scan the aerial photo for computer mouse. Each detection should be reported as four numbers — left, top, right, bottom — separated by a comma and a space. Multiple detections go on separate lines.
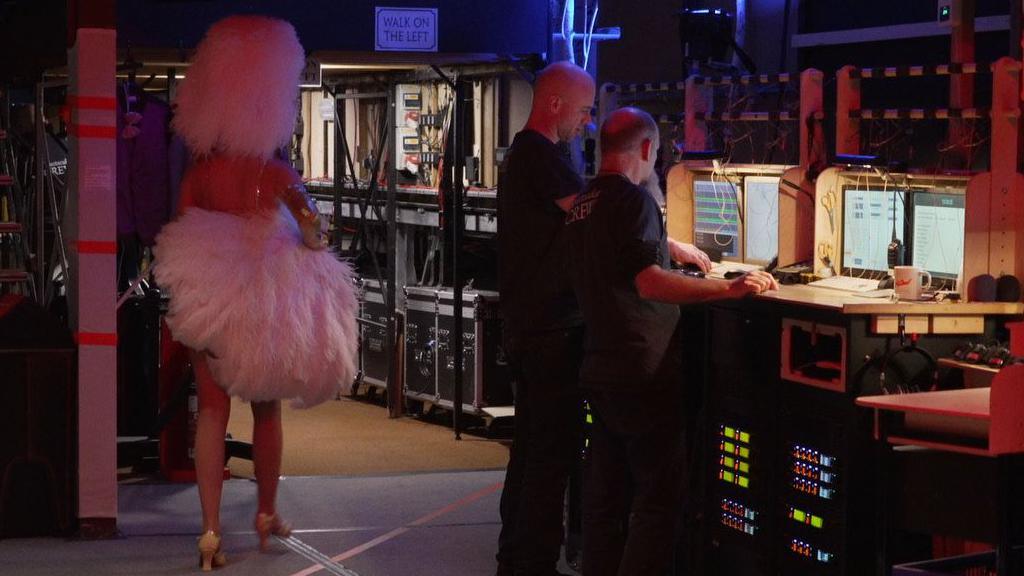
724, 270, 746, 280
678, 263, 705, 278
878, 276, 894, 289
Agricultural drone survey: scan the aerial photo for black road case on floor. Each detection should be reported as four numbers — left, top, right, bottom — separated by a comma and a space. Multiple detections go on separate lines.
435, 288, 512, 411
402, 286, 512, 413
358, 279, 390, 390
403, 286, 438, 400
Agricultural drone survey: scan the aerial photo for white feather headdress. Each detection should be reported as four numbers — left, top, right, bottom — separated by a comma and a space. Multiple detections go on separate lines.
173, 15, 304, 160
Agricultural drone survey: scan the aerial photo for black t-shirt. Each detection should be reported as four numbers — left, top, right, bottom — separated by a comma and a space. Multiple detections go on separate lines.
566, 173, 682, 388
498, 129, 584, 339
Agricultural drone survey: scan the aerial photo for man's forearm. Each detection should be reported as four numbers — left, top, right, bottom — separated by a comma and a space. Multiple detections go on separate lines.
634, 265, 732, 305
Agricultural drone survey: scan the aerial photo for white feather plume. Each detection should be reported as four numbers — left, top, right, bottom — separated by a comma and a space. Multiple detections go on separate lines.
173, 15, 304, 160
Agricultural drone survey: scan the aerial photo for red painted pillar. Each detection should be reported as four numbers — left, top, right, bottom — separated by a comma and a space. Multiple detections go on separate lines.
67, 0, 118, 538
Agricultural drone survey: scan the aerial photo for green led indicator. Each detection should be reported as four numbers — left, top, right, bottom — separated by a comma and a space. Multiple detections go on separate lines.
739, 446, 750, 459
739, 461, 750, 473
723, 456, 735, 468
722, 470, 735, 483
811, 515, 824, 529
724, 426, 736, 438
792, 508, 806, 522
739, 431, 751, 443
737, 475, 750, 488
723, 441, 735, 453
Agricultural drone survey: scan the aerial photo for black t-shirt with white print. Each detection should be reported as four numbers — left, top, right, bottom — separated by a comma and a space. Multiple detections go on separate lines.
565, 173, 682, 388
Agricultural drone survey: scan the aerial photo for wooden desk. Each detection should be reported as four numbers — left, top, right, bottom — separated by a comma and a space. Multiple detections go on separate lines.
856, 365, 1024, 575
758, 285, 1023, 335
759, 284, 1023, 315
857, 366, 1024, 457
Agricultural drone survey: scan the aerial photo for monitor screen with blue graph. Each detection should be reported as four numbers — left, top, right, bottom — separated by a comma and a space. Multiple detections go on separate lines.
693, 178, 741, 262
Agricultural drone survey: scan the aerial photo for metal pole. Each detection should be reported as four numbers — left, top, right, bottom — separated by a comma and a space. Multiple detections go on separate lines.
733, 0, 747, 71
386, 83, 402, 419
35, 82, 46, 303
451, 78, 468, 440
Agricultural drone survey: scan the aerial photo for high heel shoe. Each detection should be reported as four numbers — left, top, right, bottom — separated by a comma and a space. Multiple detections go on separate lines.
197, 530, 227, 571
255, 513, 292, 551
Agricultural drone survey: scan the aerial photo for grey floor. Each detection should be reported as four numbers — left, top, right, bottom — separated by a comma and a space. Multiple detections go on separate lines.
0, 470, 577, 576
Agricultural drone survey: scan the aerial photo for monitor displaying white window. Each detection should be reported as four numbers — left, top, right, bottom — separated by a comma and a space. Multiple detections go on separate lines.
743, 176, 780, 265
911, 191, 965, 280
841, 188, 906, 274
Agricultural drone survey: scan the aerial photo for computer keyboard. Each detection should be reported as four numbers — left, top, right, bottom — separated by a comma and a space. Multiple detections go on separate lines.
807, 275, 882, 293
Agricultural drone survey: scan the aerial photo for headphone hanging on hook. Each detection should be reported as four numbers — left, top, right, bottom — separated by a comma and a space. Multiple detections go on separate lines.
876, 334, 939, 394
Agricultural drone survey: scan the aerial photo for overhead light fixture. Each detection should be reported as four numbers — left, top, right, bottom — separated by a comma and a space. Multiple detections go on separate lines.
834, 153, 884, 168
677, 148, 726, 161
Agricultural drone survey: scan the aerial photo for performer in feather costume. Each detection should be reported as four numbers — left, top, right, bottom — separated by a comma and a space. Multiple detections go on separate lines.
152, 15, 358, 570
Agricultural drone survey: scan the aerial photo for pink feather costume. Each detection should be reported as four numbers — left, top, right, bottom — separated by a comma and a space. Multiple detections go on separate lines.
152, 16, 358, 408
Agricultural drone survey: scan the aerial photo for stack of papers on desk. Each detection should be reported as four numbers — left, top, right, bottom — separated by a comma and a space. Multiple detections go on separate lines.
807, 275, 881, 293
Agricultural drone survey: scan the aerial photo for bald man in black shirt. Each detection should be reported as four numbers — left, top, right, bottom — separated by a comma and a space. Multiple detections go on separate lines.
566, 107, 777, 576
495, 61, 595, 576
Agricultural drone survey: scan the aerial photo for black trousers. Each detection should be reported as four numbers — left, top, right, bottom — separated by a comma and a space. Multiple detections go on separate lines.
497, 327, 584, 575
582, 384, 686, 576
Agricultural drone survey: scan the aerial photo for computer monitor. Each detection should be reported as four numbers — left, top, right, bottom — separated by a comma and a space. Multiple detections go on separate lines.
743, 175, 780, 265
911, 191, 965, 282
841, 187, 906, 275
693, 177, 742, 262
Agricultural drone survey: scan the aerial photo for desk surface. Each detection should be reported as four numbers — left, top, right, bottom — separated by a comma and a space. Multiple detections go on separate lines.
757, 285, 1024, 316
856, 388, 991, 421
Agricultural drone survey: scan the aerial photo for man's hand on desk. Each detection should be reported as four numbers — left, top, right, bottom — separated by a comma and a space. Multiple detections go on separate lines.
727, 270, 779, 297
668, 238, 712, 273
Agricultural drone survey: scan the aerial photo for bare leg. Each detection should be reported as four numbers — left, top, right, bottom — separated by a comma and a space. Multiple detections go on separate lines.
192, 350, 231, 534
251, 400, 283, 517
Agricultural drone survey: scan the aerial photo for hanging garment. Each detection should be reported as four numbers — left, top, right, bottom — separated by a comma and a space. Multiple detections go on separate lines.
116, 84, 170, 247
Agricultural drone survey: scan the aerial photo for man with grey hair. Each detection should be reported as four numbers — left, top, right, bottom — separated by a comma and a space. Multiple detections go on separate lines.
566, 107, 777, 575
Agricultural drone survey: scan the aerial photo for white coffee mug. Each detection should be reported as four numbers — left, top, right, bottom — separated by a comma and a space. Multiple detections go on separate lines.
894, 266, 931, 300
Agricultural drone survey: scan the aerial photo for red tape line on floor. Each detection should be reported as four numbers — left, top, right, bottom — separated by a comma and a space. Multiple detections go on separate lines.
288, 481, 503, 576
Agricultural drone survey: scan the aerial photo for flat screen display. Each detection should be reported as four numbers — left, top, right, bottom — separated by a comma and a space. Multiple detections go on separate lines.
911, 192, 965, 280
743, 176, 780, 264
694, 178, 741, 261
841, 188, 906, 274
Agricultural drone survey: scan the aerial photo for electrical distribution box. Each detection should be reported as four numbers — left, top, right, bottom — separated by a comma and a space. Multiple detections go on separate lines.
395, 84, 423, 176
